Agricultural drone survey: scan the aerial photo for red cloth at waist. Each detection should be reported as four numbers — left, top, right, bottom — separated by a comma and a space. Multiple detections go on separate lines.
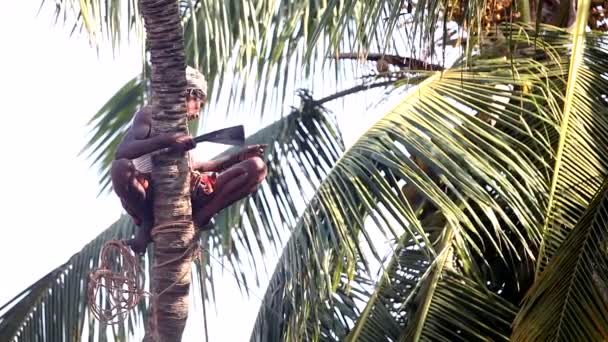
126, 171, 217, 226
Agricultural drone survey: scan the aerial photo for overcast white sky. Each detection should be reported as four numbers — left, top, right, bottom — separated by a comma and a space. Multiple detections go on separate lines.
0, 2, 136, 303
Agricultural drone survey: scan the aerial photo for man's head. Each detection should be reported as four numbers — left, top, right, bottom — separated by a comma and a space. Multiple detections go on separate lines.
185, 66, 207, 120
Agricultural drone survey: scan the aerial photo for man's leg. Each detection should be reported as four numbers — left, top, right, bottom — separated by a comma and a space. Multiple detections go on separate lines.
110, 159, 153, 254
192, 156, 267, 228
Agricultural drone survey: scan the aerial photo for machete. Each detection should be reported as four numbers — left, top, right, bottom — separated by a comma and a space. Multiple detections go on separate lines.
193, 125, 245, 146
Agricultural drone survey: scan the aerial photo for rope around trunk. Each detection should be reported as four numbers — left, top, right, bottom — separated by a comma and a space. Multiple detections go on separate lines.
87, 220, 326, 336
87, 221, 201, 325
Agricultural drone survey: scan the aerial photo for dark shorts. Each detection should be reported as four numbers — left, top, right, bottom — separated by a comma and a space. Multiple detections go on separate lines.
123, 170, 217, 226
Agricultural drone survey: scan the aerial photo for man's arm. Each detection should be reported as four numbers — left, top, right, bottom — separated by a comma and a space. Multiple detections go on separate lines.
115, 105, 195, 160
193, 154, 239, 173
115, 133, 174, 160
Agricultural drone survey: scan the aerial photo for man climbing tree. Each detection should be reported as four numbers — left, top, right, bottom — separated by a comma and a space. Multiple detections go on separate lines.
111, 65, 268, 255
121, 1, 268, 340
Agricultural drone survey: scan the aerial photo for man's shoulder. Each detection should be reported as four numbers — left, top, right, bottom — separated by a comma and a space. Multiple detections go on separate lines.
129, 104, 156, 139
134, 104, 158, 121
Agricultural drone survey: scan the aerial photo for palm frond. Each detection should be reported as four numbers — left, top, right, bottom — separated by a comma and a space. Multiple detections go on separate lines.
342, 212, 443, 342
512, 176, 608, 341
249, 190, 369, 342
45, 0, 492, 64
40, 0, 145, 49
536, 0, 608, 273
399, 214, 517, 342
81, 75, 145, 195
0, 216, 138, 342
248, 28, 579, 338
194, 90, 346, 294
403, 264, 518, 341
45, 0, 466, 119
250, 23, 608, 341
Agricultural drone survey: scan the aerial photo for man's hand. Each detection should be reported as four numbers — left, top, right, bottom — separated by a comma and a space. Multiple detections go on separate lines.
163, 132, 196, 153
237, 144, 267, 161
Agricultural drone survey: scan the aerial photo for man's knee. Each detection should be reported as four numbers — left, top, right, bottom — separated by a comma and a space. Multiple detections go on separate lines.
112, 158, 135, 175
111, 159, 137, 197
243, 156, 267, 181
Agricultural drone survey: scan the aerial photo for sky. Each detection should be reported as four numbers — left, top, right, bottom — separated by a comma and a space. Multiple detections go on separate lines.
0, 2, 137, 303
0, 2, 396, 341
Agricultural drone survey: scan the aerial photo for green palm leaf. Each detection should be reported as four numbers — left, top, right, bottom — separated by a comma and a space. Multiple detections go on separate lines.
249, 190, 371, 342
81, 75, 145, 195
536, 0, 608, 273
342, 212, 443, 342
194, 90, 346, 293
0, 216, 138, 342
404, 266, 518, 341
249, 21, 608, 340
511, 176, 608, 341
400, 214, 517, 342
44, 0, 463, 125
248, 27, 579, 338
43, 1, 454, 82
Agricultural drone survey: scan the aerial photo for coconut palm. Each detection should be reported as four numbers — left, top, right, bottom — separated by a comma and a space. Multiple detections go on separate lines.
133, 0, 198, 340
2, 0, 608, 341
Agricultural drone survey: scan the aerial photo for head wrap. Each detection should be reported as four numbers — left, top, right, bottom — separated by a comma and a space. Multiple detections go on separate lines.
185, 66, 207, 96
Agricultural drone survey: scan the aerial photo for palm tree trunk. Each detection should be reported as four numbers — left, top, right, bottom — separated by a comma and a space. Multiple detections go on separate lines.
139, 0, 195, 341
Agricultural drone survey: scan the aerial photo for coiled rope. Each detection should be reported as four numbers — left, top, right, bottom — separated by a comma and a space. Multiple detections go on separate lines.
87, 221, 201, 325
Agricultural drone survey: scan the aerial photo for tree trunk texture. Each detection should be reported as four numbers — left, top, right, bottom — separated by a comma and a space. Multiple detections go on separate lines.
139, 0, 195, 341
529, 0, 577, 27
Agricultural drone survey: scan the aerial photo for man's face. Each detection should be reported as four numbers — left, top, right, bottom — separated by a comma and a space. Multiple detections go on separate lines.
186, 88, 206, 120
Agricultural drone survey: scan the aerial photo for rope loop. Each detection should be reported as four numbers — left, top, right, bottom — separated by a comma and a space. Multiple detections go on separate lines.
87, 221, 201, 324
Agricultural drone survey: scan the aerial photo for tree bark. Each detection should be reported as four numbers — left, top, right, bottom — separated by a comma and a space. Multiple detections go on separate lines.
139, 0, 195, 341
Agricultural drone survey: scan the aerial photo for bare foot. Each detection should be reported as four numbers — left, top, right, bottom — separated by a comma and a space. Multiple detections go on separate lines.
126, 220, 152, 255
125, 238, 147, 255
193, 209, 215, 231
